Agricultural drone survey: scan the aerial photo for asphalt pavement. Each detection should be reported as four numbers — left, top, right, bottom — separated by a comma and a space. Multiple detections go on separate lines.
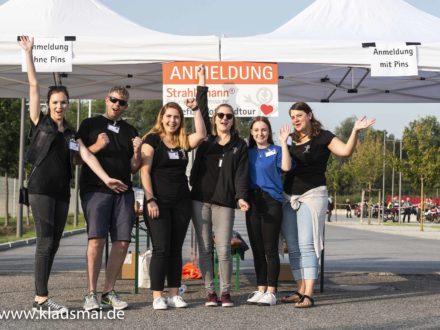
0, 210, 439, 329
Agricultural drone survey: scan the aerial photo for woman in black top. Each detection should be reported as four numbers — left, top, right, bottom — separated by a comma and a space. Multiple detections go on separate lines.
140, 65, 206, 310
281, 102, 374, 308
190, 67, 249, 308
19, 36, 127, 315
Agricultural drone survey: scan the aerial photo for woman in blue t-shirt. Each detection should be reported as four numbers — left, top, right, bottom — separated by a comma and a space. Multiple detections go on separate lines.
245, 117, 292, 306
281, 102, 375, 308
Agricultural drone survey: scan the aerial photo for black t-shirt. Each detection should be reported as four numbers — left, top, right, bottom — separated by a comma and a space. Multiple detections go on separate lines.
144, 133, 190, 205
76, 115, 138, 196
284, 130, 335, 195
28, 116, 72, 202
191, 142, 225, 203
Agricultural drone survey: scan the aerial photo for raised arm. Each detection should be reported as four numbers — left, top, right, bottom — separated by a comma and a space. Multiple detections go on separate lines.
328, 116, 376, 157
140, 143, 159, 219
186, 65, 207, 149
279, 124, 292, 172
195, 65, 211, 136
131, 136, 143, 173
18, 36, 40, 125
77, 139, 128, 193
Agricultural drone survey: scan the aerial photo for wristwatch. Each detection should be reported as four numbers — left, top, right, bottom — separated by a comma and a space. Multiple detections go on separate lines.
145, 197, 157, 204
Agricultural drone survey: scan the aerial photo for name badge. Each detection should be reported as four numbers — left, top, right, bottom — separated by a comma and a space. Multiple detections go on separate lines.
265, 149, 277, 157
168, 151, 179, 160
218, 158, 223, 167
69, 140, 80, 151
107, 124, 120, 133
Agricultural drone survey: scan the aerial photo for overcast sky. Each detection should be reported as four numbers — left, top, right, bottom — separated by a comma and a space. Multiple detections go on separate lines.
2, 0, 438, 138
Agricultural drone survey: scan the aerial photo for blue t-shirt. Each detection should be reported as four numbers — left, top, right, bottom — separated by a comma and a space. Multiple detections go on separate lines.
248, 144, 284, 202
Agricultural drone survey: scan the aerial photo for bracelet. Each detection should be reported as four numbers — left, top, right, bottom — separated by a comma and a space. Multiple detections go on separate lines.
145, 197, 157, 204
191, 107, 199, 111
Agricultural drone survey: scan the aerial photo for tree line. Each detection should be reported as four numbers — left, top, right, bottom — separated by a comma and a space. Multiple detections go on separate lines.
1, 98, 439, 224
326, 115, 440, 203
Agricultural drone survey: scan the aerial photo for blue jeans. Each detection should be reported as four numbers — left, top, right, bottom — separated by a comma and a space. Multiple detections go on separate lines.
282, 202, 318, 280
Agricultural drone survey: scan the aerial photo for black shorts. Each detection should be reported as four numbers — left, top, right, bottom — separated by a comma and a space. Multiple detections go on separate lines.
81, 191, 135, 242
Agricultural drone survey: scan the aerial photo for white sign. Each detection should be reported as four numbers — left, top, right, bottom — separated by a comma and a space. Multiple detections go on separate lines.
369, 43, 418, 77
163, 62, 279, 117
21, 38, 73, 72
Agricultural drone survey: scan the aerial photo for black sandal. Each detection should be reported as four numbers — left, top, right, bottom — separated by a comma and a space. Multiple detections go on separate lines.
281, 291, 303, 304
294, 294, 315, 308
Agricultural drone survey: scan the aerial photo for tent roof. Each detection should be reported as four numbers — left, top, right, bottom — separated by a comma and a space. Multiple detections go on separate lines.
0, 0, 219, 99
262, 0, 440, 42
221, 0, 440, 103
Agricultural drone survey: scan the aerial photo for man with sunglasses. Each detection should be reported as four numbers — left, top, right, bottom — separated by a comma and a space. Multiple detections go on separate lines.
76, 86, 142, 311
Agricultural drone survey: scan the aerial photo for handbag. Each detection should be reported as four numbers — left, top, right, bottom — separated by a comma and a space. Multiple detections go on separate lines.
138, 250, 152, 289
19, 187, 29, 206
19, 166, 36, 207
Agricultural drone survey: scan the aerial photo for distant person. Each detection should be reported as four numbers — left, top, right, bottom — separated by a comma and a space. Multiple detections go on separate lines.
140, 65, 206, 310
77, 85, 143, 311
281, 102, 374, 308
327, 197, 334, 222
345, 198, 352, 218
245, 117, 292, 306
402, 198, 412, 223
19, 36, 127, 315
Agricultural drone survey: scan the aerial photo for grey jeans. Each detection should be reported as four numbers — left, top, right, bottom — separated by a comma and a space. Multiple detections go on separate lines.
192, 200, 234, 294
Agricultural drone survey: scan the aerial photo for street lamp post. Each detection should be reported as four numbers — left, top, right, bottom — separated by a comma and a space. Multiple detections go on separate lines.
382, 131, 386, 224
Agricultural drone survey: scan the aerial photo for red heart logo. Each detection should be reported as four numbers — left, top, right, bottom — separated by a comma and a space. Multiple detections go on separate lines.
260, 104, 273, 115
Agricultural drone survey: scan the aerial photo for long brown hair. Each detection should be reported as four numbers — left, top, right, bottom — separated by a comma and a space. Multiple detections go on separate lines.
289, 102, 322, 143
211, 103, 238, 136
248, 116, 274, 148
143, 102, 190, 150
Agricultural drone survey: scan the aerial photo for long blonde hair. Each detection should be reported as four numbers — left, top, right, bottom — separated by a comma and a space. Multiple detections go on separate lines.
143, 102, 189, 150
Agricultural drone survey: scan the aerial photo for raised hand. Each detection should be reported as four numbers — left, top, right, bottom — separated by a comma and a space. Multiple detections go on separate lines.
353, 116, 376, 132
132, 136, 142, 154
197, 64, 206, 76
197, 64, 206, 86
18, 36, 34, 52
279, 124, 291, 144
104, 178, 128, 193
185, 97, 198, 110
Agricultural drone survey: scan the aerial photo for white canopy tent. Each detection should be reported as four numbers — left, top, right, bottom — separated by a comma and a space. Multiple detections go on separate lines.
0, 0, 220, 236
0, 0, 219, 99
221, 0, 440, 103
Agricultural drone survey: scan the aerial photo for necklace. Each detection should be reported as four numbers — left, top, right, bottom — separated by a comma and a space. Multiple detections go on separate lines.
256, 145, 269, 158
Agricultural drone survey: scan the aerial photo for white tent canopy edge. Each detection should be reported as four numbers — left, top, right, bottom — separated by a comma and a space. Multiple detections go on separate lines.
221, 0, 440, 103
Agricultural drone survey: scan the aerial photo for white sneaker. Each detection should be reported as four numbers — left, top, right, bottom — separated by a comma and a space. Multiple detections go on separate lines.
258, 292, 277, 306
152, 297, 168, 310
246, 291, 265, 305
83, 292, 100, 311
167, 295, 188, 308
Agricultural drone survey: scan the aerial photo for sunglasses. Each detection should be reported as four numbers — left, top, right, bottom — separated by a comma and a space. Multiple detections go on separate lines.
217, 112, 233, 120
108, 96, 128, 106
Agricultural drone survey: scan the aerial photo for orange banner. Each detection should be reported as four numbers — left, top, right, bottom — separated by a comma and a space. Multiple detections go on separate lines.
163, 62, 278, 85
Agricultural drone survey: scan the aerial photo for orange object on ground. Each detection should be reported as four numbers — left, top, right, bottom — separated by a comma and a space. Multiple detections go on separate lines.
182, 262, 202, 279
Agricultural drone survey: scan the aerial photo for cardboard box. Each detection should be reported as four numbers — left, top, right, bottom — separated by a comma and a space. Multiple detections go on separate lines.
278, 263, 294, 282
118, 251, 137, 280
